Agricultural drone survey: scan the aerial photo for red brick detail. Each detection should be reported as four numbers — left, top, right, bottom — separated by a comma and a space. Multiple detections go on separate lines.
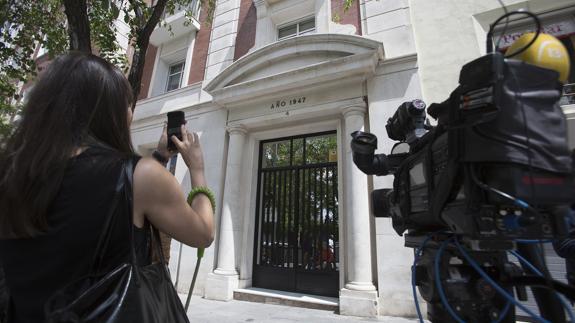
331, 0, 362, 35
234, 0, 256, 61
137, 44, 158, 101
188, 6, 213, 84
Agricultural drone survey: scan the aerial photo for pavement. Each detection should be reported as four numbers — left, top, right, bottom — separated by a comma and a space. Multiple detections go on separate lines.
183, 296, 421, 323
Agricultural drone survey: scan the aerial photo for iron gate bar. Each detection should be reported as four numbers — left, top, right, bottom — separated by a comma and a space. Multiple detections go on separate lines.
281, 169, 286, 267
262, 171, 268, 265
294, 168, 300, 268
272, 170, 276, 266
289, 168, 294, 266
285, 169, 289, 267
320, 167, 324, 269
318, 167, 321, 257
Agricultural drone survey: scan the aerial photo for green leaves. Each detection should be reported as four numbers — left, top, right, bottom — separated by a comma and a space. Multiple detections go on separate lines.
0, 1, 67, 142
88, 0, 128, 69
343, 0, 354, 11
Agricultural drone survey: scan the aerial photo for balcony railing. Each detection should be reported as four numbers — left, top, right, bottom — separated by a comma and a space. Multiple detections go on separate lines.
150, 0, 201, 46
162, 0, 201, 21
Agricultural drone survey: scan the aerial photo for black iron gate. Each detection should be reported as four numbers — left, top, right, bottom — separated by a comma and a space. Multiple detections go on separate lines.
253, 132, 339, 297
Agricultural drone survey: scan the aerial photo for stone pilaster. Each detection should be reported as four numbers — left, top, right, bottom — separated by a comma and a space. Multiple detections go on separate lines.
204, 124, 248, 300
339, 105, 378, 317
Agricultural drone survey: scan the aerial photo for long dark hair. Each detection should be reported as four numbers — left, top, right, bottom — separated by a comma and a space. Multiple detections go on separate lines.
0, 52, 135, 239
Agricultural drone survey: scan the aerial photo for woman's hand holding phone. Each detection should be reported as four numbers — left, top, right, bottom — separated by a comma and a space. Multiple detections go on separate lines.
156, 123, 177, 161
171, 125, 205, 179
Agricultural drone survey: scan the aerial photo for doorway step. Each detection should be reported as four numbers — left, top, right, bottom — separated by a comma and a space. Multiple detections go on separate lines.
233, 287, 338, 312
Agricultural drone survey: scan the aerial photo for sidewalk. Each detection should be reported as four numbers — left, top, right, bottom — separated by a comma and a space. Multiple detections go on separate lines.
183, 295, 421, 323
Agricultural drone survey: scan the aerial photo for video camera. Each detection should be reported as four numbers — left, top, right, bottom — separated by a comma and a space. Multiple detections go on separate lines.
351, 43, 575, 322
353, 51, 573, 246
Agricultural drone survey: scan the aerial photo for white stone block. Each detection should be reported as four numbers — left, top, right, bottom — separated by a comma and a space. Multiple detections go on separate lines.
366, 25, 416, 58
211, 20, 238, 40
339, 289, 379, 317
204, 273, 240, 300
376, 229, 418, 317
207, 46, 235, 66
365, 7, 410, 35
212, 8, 240, 28
209, 33, 237, 53
205, 62, 230, 80
214, 0, 239, 16
363, 0, 408, 19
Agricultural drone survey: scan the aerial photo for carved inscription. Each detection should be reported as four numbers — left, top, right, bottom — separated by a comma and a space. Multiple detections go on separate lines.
270, 97, 306, 110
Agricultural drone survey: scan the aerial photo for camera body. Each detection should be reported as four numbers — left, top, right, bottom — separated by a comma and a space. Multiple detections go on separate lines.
352, 52, 574, 248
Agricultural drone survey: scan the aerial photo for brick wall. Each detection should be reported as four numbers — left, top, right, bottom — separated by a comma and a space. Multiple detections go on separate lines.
331, 0, 362, 35
188, 6, 213, 84
234, 0, 257, 61
137, 44, 158, 101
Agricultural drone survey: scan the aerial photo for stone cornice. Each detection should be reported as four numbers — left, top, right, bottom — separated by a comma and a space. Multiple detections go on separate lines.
204, 34, 384, 108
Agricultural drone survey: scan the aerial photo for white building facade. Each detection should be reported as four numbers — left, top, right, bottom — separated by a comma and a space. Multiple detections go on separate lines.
130, 0, 575, 318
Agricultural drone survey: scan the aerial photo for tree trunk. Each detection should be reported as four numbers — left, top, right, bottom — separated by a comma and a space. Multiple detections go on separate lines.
63, 0, 92, 53
128, 43, 147, 108
127, 0, 169, 110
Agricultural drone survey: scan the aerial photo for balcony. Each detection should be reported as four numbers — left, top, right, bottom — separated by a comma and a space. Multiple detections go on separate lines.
133, 82, 205, 121
150, 0, 201, 46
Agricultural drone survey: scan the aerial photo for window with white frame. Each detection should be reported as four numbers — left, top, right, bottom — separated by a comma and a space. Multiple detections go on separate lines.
278, 17, 316, 41
166, 61, 185, 92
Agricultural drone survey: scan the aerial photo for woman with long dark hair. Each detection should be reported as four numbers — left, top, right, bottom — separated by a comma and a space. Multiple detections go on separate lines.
0, 53, 214, 322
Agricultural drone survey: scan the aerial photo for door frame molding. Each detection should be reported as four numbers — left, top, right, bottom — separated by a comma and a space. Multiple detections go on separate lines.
235, 118, 346, 292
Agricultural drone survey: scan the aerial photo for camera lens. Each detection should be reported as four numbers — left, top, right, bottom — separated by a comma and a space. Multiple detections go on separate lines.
409, 99, 426, 114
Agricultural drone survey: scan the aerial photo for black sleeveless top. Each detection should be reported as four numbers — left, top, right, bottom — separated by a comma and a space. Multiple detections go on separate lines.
0, 146, 151, 322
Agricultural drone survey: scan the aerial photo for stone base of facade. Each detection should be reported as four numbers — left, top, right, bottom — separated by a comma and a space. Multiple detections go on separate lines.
339, 288, 379, 317
379, 295, 424, 318
204, 272, 239, 301
238, 278, 252, 289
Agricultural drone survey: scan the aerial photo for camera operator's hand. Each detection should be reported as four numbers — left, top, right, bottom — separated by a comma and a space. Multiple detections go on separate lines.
171, 125, 205, 182
156, 123, 177, 161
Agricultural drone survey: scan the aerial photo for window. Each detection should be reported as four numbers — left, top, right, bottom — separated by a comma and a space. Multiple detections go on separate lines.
166, 61, 185, 92
278, 17, 316, 40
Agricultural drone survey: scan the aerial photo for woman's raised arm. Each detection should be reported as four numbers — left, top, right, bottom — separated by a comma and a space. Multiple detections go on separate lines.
133, 125, 214, 248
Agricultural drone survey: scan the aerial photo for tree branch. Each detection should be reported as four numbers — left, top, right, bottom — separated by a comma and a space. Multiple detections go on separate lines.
140, 0, 168, 46
128, 0, 146, 31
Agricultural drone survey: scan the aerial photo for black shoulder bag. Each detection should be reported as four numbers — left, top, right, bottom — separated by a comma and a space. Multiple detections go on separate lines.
45, 158, 190, 323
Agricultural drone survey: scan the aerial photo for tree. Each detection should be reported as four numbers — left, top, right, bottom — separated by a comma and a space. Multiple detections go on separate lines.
0, 0, 213, 142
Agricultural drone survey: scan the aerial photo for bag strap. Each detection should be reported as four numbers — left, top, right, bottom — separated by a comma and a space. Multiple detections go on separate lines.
89, 160, 129, 275
123, 157, 168, 269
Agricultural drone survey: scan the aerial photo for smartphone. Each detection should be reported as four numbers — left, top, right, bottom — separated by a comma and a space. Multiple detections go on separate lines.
167, 111, 186, 152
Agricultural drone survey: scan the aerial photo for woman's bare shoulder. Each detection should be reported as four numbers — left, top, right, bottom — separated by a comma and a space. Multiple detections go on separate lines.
133, 157, 178, 195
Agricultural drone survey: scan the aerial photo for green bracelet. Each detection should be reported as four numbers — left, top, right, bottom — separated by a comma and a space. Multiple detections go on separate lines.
187, 186, 216, 212
187, 187, 215, 259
